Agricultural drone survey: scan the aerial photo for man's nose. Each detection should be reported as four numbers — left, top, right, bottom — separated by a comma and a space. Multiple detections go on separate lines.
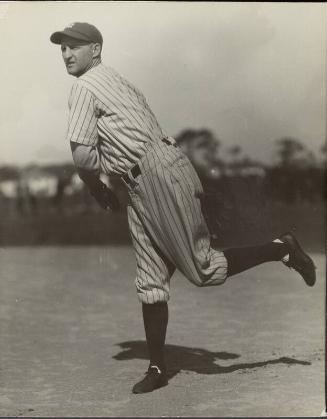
63, 47, 72, 60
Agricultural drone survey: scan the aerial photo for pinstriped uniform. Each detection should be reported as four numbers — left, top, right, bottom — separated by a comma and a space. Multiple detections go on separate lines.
67, 63, 228, 304
67, 63, 165, 176
126, 140, 227, 303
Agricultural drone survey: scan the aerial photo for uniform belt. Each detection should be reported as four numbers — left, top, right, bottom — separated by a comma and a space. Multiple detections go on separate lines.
122, 137, 177, 185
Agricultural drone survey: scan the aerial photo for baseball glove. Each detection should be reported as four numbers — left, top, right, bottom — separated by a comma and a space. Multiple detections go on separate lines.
90, 180, 121, 212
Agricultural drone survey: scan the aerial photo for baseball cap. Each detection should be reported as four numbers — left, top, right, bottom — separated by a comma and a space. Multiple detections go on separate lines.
50, 22, 103, 45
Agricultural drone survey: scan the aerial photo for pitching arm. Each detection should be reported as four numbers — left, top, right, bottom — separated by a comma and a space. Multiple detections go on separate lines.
70, 142, 120, 211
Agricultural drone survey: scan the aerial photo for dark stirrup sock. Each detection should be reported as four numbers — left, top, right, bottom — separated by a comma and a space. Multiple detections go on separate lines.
142, 302, 168, 372
224, 241, 289, 277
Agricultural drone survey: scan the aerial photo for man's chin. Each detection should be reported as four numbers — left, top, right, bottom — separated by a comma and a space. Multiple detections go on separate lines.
66, 67, 77, 75
66, 67, 84, 77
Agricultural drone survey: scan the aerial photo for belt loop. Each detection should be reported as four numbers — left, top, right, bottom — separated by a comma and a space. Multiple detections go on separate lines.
122, 163, 141, 186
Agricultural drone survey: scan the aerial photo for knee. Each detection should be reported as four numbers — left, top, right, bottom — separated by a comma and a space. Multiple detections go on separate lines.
189, 272, 227, 288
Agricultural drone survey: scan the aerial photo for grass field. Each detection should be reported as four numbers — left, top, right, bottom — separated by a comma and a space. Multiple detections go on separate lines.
0, 245, 324, 417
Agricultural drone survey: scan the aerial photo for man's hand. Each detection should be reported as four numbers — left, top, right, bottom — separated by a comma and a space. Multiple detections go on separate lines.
90, 180, 121, 212
74, 163, 121, 212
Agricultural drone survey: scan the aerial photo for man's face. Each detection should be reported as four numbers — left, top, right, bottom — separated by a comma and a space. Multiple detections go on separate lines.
61, 36, 94, 77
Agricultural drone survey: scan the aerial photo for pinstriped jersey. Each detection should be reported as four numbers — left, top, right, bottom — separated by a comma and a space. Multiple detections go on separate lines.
67, 63, 165, 175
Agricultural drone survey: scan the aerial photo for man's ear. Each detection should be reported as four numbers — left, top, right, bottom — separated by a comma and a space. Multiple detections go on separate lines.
92, 43, 102, 58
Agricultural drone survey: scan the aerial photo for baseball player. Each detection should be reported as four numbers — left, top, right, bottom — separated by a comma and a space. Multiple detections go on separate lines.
50, 22, 316, 394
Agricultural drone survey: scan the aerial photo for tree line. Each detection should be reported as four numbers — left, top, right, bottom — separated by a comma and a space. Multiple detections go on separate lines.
0, 129, 325, 218
175, 129, 326, 204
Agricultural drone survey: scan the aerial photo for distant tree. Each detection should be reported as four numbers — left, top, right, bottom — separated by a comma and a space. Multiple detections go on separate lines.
224, 145, 242, 173
224, 144, 265, 177
270, 137, 324, 203
276, 137, 306, 167
320, 142, 327, 165
227, 145, 242, 158
303, 150, 317, 168
319, 142, 327, 200
45, 163, 76, 182
0, 166, 20, 181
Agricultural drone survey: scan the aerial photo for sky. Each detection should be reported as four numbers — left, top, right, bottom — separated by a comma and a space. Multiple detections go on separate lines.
0, 1, 326, 166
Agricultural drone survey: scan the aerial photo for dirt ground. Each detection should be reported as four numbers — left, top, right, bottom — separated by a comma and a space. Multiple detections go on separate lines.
0, 246, 324, 417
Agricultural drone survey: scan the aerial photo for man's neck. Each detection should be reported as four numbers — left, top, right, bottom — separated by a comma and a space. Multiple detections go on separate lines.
78, 58, 102, 77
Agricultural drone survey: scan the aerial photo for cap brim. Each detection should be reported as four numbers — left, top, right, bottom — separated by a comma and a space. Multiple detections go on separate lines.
50, 31, 65, 44
50, 29, 92, 45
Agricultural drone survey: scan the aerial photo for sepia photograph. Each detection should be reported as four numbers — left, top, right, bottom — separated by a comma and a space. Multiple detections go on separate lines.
0, 1, 325, 417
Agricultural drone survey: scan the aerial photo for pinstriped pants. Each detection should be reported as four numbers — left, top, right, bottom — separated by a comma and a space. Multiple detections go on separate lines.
125, 139, 228, 304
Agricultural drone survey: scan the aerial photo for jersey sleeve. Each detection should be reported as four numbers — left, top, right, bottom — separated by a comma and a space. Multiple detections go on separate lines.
67, 81, 98, 146
71, 142, 100, 175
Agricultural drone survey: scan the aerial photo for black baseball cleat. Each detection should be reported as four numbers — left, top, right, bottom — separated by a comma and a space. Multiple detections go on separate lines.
132, 365, 168, 394
279, 232, 316, 287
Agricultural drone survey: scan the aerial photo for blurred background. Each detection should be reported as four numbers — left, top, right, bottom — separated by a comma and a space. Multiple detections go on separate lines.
0, 2, 325, 250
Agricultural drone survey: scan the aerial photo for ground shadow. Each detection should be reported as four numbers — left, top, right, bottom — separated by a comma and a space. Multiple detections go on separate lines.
113, 340, 311, 379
